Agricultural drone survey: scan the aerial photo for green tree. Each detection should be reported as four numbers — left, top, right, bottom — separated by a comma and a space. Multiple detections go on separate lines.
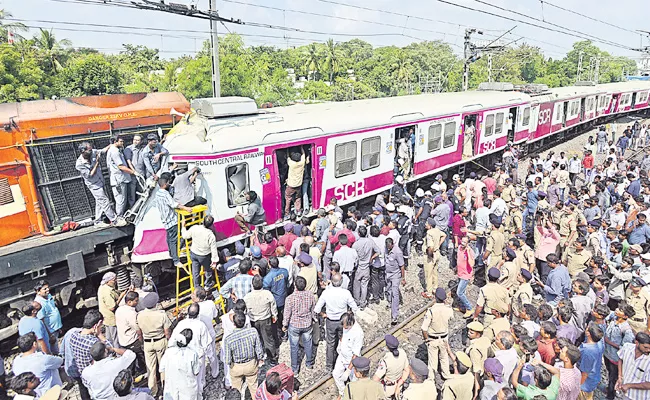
176, 54, 212, 99
322, 39, 341, 84
303, 43, 321, 81
0, 9, 26, 43
56, 53, 123, 96
300, 80, 332, 101
33, 28, 72, 73
0, 44, 44, 101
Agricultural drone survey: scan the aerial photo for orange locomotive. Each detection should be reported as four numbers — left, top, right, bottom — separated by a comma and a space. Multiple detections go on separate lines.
0, 92, 189, 341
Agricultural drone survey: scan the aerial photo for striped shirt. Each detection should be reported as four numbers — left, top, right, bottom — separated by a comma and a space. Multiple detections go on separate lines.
154, 189, 178, 229
69, 332, 113, 372
618, 343, 650, 400
223, 327, 263, 364
283, 290, 316, 329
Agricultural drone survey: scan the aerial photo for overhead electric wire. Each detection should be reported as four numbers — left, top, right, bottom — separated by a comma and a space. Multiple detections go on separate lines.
467, 0, 635, 50
540, 1, 638, 35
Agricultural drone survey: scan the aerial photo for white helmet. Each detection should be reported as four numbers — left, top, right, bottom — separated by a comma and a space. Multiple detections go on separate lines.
397, 205, 410, 214
395, 175, 404, 183
386, 202, 396, 212
415, 188, 425, 197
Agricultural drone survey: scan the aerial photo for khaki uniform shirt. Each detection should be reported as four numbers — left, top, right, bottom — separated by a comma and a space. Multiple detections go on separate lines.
485, 317, 511, 344
499, 261, 519, 291
243, 289, 278, 322
501, 185, 516, 203
512, 282, 533, 317
467, 336, 492, 374
586, 232, 603, 257
627, 290, 650, 329
402, 380, 438, 400
520, 245, 536, 271
421, 303, 453, 336
537, 199, 551, 213
496, 174, 510, 188
298, 264, 318, 295
98, 284, 119, 326
137, 308, 172, 340
486, 230, 506, 268
564, 249, 592, 277
115, 305, 139, 347
559, 214, 577, 237
426, 228, 446, 253
476, 283, 510, 314
551, 209, 565, 227
506, 210, 523, 235
373, 349, 408, 385
442, 372, 474, 400
342, 378, 386, 400
557, 170, 570, 189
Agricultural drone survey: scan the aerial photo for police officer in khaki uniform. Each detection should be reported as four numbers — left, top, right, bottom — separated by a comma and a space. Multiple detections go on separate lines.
562, 237, 592, 278
484, 309, 511, 345
586, 220, 603, 257
498, 248, 519, 292
512, 269, 534, 322
626, 277, 650, 333
466, 321, 491, 377
135, 293, 172, 397
422, 218, 446, 299
515, 234, 536, 272
495, 168, 510, 189
473, 268, 510, 325
421, 288, 454, 380
342, 357, 386, 400
558, 204, 578, 255
372, 335, 409, 398
483, 215, 506, 272
501, 178, 515, 204
401, 358, 437, 400
505, 202, 523, 236
442, 352, 475, 400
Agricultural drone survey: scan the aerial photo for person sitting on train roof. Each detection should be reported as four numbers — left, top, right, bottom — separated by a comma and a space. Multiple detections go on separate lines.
171, 164, 207, 208
235, 191, 267, 234
142, 133, 169, 181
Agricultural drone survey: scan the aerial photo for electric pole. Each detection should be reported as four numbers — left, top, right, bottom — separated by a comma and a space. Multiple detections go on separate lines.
209, 0, 221, 97
463, 28, 482, 91
594, 57, 600, 83
576, 51, 583, 82
488, 53, 493, 82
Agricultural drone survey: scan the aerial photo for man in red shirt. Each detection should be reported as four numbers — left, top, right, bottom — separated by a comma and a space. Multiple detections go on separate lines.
582, 150, 594, 183
537, 321, 558, 364
455, 235, 475, 317
278, 223, 297, 251
483, 172, 497, 197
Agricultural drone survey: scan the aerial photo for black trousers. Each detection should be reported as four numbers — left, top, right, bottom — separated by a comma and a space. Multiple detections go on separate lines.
253, 317, 278, 363
185, 196, 207, 207
124, 339, 147, 375
370, 267, 386, 301
74, 377, 91, 400
325, 318, 342, 370
606, 358, 618, 399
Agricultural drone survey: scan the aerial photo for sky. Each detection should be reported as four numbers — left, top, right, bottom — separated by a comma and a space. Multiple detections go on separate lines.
4, 0, 649, 63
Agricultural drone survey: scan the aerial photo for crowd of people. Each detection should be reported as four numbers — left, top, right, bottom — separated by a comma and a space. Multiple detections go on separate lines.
4, 121, 650, 400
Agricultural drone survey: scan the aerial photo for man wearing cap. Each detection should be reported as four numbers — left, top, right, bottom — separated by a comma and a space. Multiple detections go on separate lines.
136, 292, 172, 397
498, 248, 519, 291
562, 237, 592, 278
98, 272, 129, 348
481, 358, 505, 400
466, 321, 491, 378
505, 202, 523, 236
333, 312, 364, 396
390, 176, 410, 204
142, 133, 168, 180
484, 215, 506, 272
401, 358, 437, 399
501, 178, 515, 204
422, 218, 446, 299
421, 288, 454, 380
373, 335, 408, 398
511, 269, 533, 322
626, 277, 650, 333
586, 220, 604, 257
443, 351, 474, 400
473, 268, 510, 325
515, 235, 535, 273
341, 356, 384, 400
385, 238, 406, 326
558, 204, 578, 254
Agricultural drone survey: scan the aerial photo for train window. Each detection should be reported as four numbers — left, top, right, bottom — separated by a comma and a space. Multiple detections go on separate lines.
226, 163, 250, 207
427, 124, 442, 152
485, 115, 495, 136
495, 113, 504, 135
443, 122, 456, 148
555, 104, 563, 121
361, 136, 381, 171
522, 107, 530, 126
335, 141, 357, 178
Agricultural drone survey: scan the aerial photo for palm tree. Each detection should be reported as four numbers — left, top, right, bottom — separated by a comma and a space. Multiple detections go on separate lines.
0, 9, 27, 43
323, 39, 341, 84
303, 43, 321, 81
34, 28, 72, 73
393, 50, 413, 93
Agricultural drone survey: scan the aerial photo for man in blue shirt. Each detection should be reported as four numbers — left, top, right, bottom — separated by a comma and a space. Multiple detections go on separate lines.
263, 256, 289, 342
12, 333, 63, 397
18, 302, 50, 354
523, 181, 538, 232
626, 173, 641, 198
578, 322, 605, 398
34, 280, 63, 354
628, 213, 650, 245
534, 253, 570, 306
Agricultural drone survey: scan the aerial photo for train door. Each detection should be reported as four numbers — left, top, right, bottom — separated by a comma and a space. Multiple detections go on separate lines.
610, 94, 620, 113
562, 101, 569, 127
462, 114, 478, 159
507, 107, 518, 143
580, 98, 586, 121
632, 93, 637, 108
394, 125, 415, 178
275, 144, 313, 220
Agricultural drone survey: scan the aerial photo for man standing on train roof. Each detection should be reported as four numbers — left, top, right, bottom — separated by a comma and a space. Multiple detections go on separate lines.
106, 135, 137, 217
155, 175, 193, 269
142, 133, 169, 180
284, 147, 306, 220
75, 141, 126, 227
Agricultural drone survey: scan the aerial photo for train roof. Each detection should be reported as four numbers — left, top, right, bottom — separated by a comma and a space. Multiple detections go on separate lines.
166, 90, 531, 154
0, 92, 189, 141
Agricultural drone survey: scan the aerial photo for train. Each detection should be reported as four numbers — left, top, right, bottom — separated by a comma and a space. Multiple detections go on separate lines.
0, 92, 190, 342
131, 80, 650, 263
1, 80, 650, 342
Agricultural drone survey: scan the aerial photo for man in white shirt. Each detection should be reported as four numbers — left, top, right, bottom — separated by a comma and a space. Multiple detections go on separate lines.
169, 303, 211, 393
181, 216, 219, 289
82, 341, 136, 400
490, 190, 508, 219
493, 331, 519, 385
191, 287, 219, 378
332, 234, 358, 285
332, 312, 364, 396
314, 274, 359, 371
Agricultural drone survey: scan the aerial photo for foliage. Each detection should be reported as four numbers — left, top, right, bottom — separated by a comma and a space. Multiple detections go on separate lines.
0, 44, 44, 102
56, 53, 122, 97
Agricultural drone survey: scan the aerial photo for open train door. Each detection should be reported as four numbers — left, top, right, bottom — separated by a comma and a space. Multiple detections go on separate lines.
462, 113, 478, 159
274, 144, 313, 220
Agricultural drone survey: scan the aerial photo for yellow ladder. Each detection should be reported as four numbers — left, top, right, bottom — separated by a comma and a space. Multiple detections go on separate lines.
175, 205, 226, 314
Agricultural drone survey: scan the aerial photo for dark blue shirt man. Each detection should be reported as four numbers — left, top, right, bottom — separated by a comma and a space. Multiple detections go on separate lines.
263, 257, 289, 309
